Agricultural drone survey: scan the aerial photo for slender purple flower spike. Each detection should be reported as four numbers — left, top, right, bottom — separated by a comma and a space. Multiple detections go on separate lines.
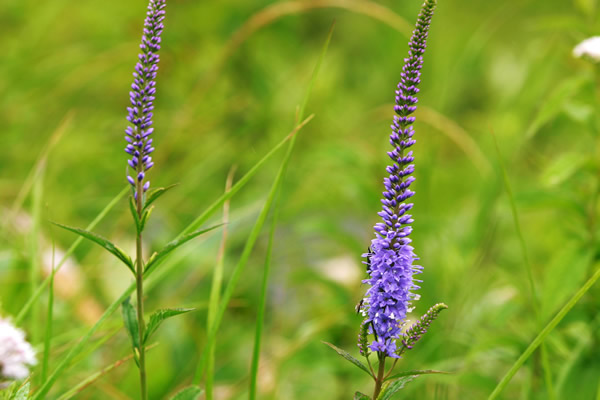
360, 0, 437, 358
125, 0, 166, 195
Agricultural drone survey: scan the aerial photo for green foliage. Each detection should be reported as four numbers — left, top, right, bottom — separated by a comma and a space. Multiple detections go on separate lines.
169, 386, 203, 400
121, 297, 140, 366
3, 0, 600, 398
143, 308, 195, 344
52, 222, 134, 275
354, 392, 371, 400
11, 382, 31, 400
323, 341, 373, 378
144, 225, 222, 275
143, 184, 179, 213
378, 376, 418, 400
384, 370, 449, 382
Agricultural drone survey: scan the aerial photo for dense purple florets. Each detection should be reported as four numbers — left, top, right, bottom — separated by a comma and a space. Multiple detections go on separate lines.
360, 0, 436, 358
125, 0, 166, 194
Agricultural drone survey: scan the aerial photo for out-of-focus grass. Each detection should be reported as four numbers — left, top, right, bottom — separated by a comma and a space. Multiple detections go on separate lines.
2, 0, 600, 399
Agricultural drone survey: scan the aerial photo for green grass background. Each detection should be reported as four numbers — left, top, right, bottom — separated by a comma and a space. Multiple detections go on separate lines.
2, 0, 600, 398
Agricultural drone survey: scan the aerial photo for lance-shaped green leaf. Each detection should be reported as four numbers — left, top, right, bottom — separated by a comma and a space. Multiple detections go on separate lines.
144, 308, 195, 344
378, 376, 419, 400
12, 382, 31, 400
384, 369, 449, 382
140, 206, 154, 232
354, 392, 371, 400
129, 196, 142, 234
52, 222, 134, 275
143, 184, 178, 213
144, 225, 222, 275
322, 341, 373, 378
169, 386, 203, 400
121, 298, 140, 367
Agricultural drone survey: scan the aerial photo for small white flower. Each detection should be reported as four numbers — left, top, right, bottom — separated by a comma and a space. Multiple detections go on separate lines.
573, 36, 600, 62
0, 318, 36, 381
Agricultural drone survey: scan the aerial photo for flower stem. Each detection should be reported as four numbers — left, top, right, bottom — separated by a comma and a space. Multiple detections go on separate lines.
372, 353, 387, 400
135, 183, 147, 400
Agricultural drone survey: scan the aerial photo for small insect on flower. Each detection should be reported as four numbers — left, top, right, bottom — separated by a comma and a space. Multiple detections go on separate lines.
355, 298, 365, 315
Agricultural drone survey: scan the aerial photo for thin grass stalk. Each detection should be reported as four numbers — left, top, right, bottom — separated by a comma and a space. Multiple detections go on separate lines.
56, 343, 158, 400
41, 245, 55, 382
205, 167, 235, 400
29, 167, 44, 351
196, 21, 330, 382
174, 1, 407, 133
194, 116, 312, 383
488, 264, 600, 399
248, 189, 280, 400
16, 186, 129, 325
247, 23, 333, 399
32, 285, 133, 400
7, 113, 72, 228
34, 128, 304, 398
491, 130, 556, 398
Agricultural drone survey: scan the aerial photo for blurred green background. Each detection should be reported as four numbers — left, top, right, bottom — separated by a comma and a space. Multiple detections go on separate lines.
2, 0, 600, 398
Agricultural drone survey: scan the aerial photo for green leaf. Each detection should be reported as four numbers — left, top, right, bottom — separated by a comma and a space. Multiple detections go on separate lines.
169, 386, 203, 400
384, 369, 449, 382
121, 298, 140, 366
140, 206, 154, 232
524, 76, 587, 140
143, 184, 178, 213
378, 376, 419, 400
144, 308, 195, 344
144, 224, 222, 275
488, 264, 600, 399
129, 196, 142, 234
52, 222, 135, 275
540, 152, 587, 187
322, 341, 373, 378
12, 382, 31, 400
354, 392, 371, 400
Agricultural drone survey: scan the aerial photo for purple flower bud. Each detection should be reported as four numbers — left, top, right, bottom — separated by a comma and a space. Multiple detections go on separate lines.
124, 0, 166, 193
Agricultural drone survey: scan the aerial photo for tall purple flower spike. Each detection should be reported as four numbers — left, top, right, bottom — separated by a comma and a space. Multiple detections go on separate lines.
125, 0, 166, 195
360, 0, 436, 358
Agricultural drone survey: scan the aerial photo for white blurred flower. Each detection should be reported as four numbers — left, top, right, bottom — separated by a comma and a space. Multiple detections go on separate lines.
573, 36, 600, 62
0, 318, 36, 381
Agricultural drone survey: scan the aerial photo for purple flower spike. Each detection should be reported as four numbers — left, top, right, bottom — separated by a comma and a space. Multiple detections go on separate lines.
359, 0, 437, 358
124, 0, 166, 190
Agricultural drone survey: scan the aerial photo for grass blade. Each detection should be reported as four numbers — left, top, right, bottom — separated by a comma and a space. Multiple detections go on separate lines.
491, 129, 555, 398
248, 187, 280, 400
15, 186, 129, 325
205, 166, 235, 400
29, 167, 44, 346
33, 125, 304, 398
487, 264, 600, 400
194, 114, 314, 384
56, 344, 158, 400
41, 244, 55, 382
248, 21, 334, 400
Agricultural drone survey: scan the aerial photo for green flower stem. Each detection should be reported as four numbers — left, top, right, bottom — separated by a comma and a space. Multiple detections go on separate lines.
372, 354, 386, 400
135, 181, 147, 400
